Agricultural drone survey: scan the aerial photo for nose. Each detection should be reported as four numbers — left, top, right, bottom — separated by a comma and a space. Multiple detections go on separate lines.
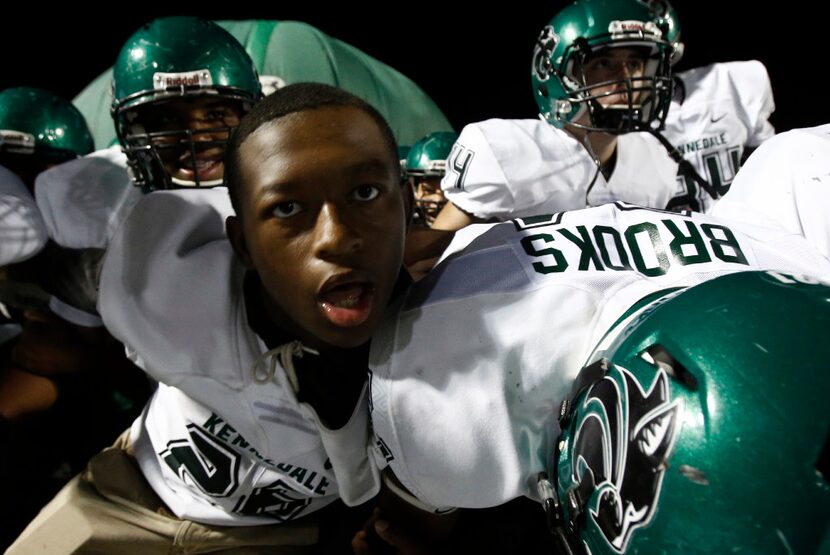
313, 202, 363, 261
188, 122, 222, 143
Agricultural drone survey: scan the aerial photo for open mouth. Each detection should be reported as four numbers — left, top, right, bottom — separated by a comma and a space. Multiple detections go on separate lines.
169, 155, 224, 185
318, 276, 375, 328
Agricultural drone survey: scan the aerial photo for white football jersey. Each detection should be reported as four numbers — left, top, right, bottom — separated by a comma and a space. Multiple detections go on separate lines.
663, 61, 775, 213
99, 189, 374, 525
34, 146, 143, 249
0, 164, 47, 265
366, 202, 830, 510
712, 124, 830, 260
440, 119, 678, 220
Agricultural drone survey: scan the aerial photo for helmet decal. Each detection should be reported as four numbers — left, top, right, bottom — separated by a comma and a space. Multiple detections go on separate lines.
570, 364, 682, 552
532, 26, 559, 83
607, 20, 663, 39
152, 70, 214, 90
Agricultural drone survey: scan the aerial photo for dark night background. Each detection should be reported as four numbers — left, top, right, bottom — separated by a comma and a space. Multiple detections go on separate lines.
2, 4, 827, 134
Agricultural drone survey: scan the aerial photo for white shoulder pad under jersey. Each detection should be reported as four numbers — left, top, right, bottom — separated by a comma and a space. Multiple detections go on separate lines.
35, 146, 143, 249
712, 124, 830, 260
99, 189, 342, 525
663, 61, 776, 213
0, 164, 47, 265
368, 202, 830, 511
441, 119, 677, 220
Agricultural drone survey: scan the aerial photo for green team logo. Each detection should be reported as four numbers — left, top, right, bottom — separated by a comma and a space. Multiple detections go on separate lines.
565, 364, 682, 552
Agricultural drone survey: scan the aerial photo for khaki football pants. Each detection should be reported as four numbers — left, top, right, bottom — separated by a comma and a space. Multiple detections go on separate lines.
5, 431, 318, 555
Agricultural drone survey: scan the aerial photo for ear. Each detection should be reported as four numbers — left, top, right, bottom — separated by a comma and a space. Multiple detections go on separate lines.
401, 178, 415, 234
226, 215, 254, 268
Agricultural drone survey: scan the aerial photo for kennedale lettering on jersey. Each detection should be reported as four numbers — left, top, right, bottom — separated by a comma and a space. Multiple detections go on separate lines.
677, 132, 728, 155
520, 219, 748, 275
202, 414, 330, 495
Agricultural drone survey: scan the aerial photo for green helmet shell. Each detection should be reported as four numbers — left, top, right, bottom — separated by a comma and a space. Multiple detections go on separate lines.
643, 0, 683, 64
406, 132, 458, 177
112, 16, 261, 112
552, 271, 830, 554
531, 0, 675, 132
111, 16, 262, 190
0, 87, 94, 160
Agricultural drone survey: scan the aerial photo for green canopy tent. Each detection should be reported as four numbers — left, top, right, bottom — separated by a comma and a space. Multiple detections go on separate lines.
73, 20, 453, 150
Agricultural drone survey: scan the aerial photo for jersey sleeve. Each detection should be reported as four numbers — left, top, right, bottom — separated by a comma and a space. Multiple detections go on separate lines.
727, 61, 776, 147
34, 146, 142, 250
712, 125, 830, 259
440, 121, 514, 220
0, 165, 47, 265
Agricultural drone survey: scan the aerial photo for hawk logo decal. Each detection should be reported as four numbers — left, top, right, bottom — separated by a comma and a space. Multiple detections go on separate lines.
532, 25, 559, 82
570, 365, 682, 552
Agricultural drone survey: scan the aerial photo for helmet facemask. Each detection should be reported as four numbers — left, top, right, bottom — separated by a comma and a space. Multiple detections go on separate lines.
561, 37, 673, 133
114, 90, 252, 191
409, 169, 447, 228
533, 20, 674, 134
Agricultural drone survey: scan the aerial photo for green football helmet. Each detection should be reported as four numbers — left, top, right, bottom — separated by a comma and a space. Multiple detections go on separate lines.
542, 270, 830, 554
111, 16, 262, 190
406, 131, 457, 227
406, 132, 457, 177
531, 0, 675, 133
0, 87, 94, 165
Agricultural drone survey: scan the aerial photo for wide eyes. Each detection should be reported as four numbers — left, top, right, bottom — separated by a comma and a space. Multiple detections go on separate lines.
273, 201, 304, 219
270, 185, 381, 219
352, 185, 380, 202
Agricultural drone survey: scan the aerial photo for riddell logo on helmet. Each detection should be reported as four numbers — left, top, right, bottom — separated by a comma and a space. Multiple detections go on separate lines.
153, 70, 213, 91
0, 130, 35, 150
609, 20, 661, 38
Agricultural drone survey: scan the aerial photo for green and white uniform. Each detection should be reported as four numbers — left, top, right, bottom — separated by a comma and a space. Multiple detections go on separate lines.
663, 61, 775, 212
365, 202, 830, 510
0, 164, 46, 265
440, 120, 678, 220
99, 189, 376, 525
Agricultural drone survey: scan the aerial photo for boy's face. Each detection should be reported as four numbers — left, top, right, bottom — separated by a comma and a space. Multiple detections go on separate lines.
411, 175, 446, 227
579, 47, 650, 107
229, 105, 407, 350
132, 96, 243, 186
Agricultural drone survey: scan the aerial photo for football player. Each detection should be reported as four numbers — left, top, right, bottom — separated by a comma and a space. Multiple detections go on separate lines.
8, 83, 412, 553
0, 87, 93, 266
346, 191, 830, 550
0, 88, 144, 551
432, 0, 679, 232
34, 16, 262, 252
406, 131, 457, 227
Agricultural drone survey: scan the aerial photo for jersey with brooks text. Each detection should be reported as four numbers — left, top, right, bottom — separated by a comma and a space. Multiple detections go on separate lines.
367, 202, 830, 511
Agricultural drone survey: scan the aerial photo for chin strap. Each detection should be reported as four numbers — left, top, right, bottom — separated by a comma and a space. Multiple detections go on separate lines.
249, 340, 319, 393
536, 472, 583, 555
648, 129, 721, 201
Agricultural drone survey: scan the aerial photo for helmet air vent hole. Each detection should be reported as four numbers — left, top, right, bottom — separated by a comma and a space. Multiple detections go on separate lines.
641, 344, 698, 391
